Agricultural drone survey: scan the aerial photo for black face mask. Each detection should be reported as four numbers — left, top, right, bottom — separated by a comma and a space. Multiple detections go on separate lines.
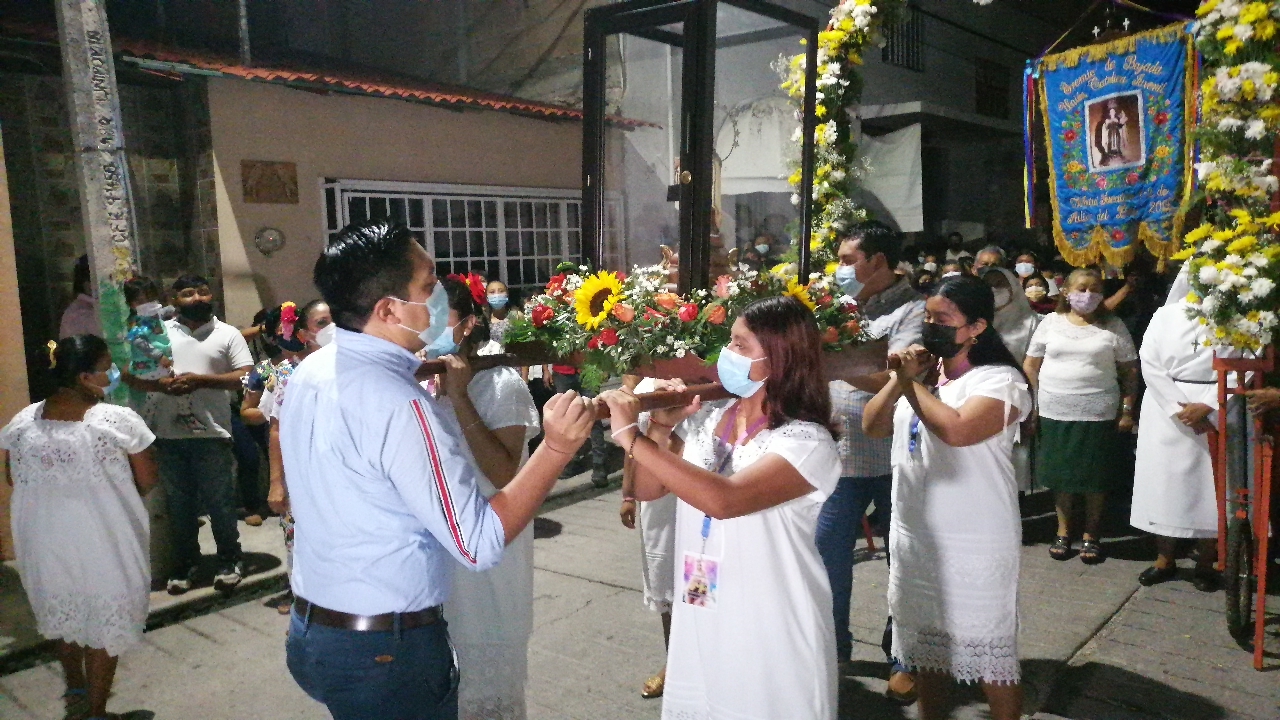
179, 300, 214, 324
277, 334, 306, 353
921, 322, 964, 359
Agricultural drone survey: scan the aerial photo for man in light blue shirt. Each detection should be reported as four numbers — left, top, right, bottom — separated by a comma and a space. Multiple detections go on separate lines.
281, 220, 595, 720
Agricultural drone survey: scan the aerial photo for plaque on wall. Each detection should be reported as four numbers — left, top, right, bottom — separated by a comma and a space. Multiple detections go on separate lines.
241, 160, 299, 204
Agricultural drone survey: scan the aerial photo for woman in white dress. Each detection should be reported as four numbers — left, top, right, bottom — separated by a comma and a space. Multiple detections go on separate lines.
980, 266, 1041, 492
599, 296, 841, 720
433, 277, 540, 720
1130, 269, 1221, 591
1, 335, 158, 720
863, 276, 1031, 720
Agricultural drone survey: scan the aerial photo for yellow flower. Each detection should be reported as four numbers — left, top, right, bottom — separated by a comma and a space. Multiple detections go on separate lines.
1187, 292, 1201, 304
788, 170, 803, 186
573, 271, 623, 330
1240, 2, 1269, 23
825, 261, 838, 275
1155, 145, 1171, 158
771, 262, 796, 278
1184, 223, 1214, 244
1257, 19, 1277, 40
1067, 161, 1085, 172
784, 277, 817, 311
1226, 235, 1258, 254
1196, 0, 1219, 17
1264, 211, 1280, 229
1170, 247, 1196, 261
1211, 228, 1237, 242
1266, 72, 1280, 87
816, 105, 828, 119
811, 238, 823, 251
1217, 24, 1237, 41
1225, 39, 1243, 55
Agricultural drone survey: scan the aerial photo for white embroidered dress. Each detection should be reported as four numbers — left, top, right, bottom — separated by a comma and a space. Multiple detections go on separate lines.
888, 365, 1031, 685
0, 402, 155, 656
437, 365, 540, 720
662, 404, 840, 720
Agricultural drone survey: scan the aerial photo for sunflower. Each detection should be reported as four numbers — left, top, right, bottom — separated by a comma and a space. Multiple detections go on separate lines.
574, 271, 624, 330
784, 277, 817, 311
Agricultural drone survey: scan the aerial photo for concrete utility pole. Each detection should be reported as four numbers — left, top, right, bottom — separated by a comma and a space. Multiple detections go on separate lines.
54, 0, 138, 396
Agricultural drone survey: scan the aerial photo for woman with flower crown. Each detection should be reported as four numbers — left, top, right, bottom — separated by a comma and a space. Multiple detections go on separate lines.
598, 295, 841, 720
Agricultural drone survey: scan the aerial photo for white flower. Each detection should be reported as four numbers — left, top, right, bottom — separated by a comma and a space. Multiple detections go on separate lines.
1259, 311, 1277, 329
791, 194, 801, 206
1194, 160, 1218, 180
1233, 23, 1255, 41
1199, 265, 1221, 285
972, 0, 994, 4
1245, 118, 1267, 140
1216, 69, 1242, 100
1253, 174, 1280, 194
1244, 266, 1259, 277
1202, 294, 1220, 314
1201, 239, 1223, 253
1218, 117, 1246, 132
1249, 253, 1269, 267
1237, 61, 1270, 82
1224, 254, 1245, 266
1253, 278, 1277, 299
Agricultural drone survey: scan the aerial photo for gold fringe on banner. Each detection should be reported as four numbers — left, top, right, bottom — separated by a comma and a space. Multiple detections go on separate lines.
1040, 22, 1186, 71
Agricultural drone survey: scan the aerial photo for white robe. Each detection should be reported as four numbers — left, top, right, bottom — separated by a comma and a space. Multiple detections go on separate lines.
1130, 301, 1218, 538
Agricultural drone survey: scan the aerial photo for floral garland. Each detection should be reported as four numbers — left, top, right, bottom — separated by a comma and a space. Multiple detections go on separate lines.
1170, 0, 1280, 351
505, 264, 869, 390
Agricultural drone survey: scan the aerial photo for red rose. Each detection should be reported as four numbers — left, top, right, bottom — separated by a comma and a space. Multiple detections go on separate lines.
546, 273, 568, 298
587, 335, 601, 350
1154, 111, 1168, 125
1063, 129, 1078, 142
643, 307, 665, 321
842, 319, 861, 335
707, 305, 727, 325
599, 328, 619, 346
821, 326, 840, 344
678, 303, 699, 322
531, 304, 554, 327
1126, 172, 1140, 185
818, 294, 833, 308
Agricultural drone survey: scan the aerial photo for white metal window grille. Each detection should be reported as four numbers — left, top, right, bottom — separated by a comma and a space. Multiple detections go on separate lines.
322, 180, 622, 296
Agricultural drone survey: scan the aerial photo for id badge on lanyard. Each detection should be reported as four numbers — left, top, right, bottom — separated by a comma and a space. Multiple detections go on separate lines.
681, 404, 766, 610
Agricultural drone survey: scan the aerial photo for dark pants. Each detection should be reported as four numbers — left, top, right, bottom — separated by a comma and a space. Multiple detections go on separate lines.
287, 610, 458, 720
815, 474, 892, 662
154, 438, 242, 573
552, 371, 606, 477
231, 414, 266, 514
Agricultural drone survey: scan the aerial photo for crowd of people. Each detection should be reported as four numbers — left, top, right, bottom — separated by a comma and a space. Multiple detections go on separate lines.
0, 218, 1265, 720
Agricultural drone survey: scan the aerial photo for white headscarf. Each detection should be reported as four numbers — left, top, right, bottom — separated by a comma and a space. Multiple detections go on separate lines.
986, 266, 1041, 364
1166, 263, 1192, 306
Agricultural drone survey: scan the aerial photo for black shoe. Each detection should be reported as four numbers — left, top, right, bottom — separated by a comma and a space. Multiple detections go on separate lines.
213, 559, 245, 592
1138, 565, 1177, 586
1191, 568, 1220, 592
166, 566, 196, 595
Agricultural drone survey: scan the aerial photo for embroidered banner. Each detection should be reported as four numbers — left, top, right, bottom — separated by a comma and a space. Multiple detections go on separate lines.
1038, 24, 1194, 267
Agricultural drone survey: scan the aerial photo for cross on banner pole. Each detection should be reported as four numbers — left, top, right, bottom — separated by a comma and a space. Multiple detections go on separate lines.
54, 0, 139, 397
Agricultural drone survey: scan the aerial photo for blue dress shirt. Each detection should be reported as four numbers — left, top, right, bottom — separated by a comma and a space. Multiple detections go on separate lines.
279, 328, 506, 614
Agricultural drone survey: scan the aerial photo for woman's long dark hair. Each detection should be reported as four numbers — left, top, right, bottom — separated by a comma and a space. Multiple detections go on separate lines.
442, 277, 490, 353
931, 275, 1027, 381
740, 296, 837, 438
47, 334, 109, 389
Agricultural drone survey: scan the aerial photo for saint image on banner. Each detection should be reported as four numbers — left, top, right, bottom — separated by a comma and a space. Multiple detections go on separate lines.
1087, 92, 1145, 172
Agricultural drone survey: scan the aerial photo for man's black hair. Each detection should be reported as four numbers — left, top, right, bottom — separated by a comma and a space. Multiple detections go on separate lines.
314, 220, 419, 332
844, 219, 903, 268
172, 274, 210, 292
123, 276, 160, 306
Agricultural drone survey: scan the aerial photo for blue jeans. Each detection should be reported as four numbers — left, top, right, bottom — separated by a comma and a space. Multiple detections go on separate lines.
815, 474, 892, 662
287, 610, 459, 720
154, 438, 242, 572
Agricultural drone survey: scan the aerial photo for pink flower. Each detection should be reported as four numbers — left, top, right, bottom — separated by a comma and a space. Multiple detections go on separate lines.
1126, 172, 1140, 185
678, 303, 699, 322
1095, 176, 1108, 189
611, 303, 635, 322
714, 275, 733, 299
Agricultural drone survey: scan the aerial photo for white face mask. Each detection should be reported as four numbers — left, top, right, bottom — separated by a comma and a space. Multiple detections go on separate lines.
755, 244, 770, 255
390, 282, 449, 347
315, 323, 336, 347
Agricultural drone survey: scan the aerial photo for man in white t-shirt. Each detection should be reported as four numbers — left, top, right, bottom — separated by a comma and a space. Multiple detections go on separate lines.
127, 275, 253, 594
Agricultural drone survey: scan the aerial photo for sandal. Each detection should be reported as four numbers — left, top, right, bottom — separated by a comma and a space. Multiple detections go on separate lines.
641, 672, 665, 698
1049, 535, 1072, 561
1080, 540, 1106, 565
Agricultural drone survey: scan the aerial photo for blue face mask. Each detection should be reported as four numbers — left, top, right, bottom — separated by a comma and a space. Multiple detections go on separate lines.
487, 294, 509, 310
426, 325, 460, 359
391, 281, 450, 347
716, 346, 767, 398
104, 364, 121, 396
834, 263, 864, 298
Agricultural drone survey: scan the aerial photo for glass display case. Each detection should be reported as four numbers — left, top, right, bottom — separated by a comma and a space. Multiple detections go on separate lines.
582, 0, 819, 292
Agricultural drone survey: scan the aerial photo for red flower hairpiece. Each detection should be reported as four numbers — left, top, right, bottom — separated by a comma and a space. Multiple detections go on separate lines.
448, 273, 487, 306
280, 301, 298, 341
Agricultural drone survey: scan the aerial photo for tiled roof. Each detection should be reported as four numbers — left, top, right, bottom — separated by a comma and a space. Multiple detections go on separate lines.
0, 21, 645, 127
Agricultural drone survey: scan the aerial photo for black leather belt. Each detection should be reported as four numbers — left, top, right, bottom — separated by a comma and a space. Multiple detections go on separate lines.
293, 597, 441, 632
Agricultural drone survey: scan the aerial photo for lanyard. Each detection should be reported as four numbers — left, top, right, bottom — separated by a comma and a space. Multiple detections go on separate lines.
702, 403, 768, 547
908, 360, 954, 455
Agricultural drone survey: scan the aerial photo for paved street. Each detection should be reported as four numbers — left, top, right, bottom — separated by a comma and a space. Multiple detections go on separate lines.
1, 485, 1277, 719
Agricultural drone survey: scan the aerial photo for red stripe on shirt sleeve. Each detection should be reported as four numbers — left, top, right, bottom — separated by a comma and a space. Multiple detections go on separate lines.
410, 399, 477, 564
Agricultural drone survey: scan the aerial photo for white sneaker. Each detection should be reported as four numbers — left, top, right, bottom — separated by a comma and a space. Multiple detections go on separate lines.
213, 560, 245, 592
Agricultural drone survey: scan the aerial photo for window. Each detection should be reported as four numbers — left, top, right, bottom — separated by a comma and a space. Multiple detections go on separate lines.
323, 180, 619, 296
974, 59, 1011, 119
881, 7, 923, 72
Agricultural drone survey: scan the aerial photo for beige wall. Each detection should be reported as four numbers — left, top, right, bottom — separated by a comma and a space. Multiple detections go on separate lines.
0, 126, 30, 559
207, 78, 583, 325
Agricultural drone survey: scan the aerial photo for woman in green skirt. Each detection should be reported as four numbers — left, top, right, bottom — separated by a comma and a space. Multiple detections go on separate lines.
1024, 268, 1138, 564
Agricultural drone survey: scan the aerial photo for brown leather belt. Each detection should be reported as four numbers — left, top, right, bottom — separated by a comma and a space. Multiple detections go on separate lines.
293, 597, 442, 632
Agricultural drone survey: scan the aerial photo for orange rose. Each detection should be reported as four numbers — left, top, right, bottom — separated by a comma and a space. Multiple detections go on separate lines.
842, 319, 861, 335
611, 303, 636, 322
821, 326, 840, 344
654, 293, 680, 310
707, 305, 727, 325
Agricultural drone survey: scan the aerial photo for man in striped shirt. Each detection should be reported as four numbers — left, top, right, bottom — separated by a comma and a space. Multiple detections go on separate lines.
280, 220, 594, 720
